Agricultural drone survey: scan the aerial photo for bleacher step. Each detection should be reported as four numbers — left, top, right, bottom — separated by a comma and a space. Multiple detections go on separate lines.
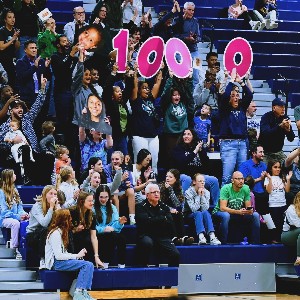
0, 293, 59, 300
0, 248, 16, 259
0, 259, 26, 268
0, 281, 44, 291
0, 270, 37, 282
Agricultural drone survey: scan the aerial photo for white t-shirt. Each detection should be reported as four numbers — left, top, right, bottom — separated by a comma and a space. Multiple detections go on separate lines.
264, 176, 286, 207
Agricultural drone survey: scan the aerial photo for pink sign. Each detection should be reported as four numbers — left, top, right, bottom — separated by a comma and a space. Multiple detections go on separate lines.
223, 37, 253, 78
113, 29, 129, 73
164, 38, 192, 78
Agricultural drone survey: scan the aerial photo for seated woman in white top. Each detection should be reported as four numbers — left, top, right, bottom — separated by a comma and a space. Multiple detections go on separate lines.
45, 209, 97, 300
228, 0, 265, 30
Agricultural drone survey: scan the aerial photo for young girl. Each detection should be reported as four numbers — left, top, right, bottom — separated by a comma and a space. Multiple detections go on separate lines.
160, 169, 194, 245
264, 160, 292, 243
45, 209, 95, 300
104, 151, 136, 225
55, 145, 71, 174
26, 185, 60, 269
81, 167, 122, 195
56, 166, 79, 209
184, 173, 221, 245
0, 169, 28, 259
69, 191, 104, 268
94, 185, 127, 269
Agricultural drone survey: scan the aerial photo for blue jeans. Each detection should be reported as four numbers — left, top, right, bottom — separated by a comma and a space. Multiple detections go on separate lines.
220, 139, 247, 186
187, 210, 215, 235
213, 211, 260, 244
53, 259, 94, 290
180, 174, 220, 208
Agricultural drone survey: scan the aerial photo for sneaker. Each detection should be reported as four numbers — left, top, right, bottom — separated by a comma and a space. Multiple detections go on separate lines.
198, 235, 207, 245
73, 290, 86, 300
265, 19, 271, 29
129, 219, 136, 225
258, 20, 266, 30
39, 258, 46, 270
182, 236, 194, 245
210, 237, 221, 245
249, 20, 260, 30
118, 264, 125, 268
15, 249, 22, 260
82, 290, 95, 300
269, 21, 278, 29
172, 237, 183, 246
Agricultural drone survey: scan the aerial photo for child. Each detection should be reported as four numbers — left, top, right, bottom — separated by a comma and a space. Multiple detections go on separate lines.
264, 160, 292, 243
4, 120, 35, 163
193, 104, 212, 149
55, 145, 71, 174
56, 166, 79, 209
0, 169, 28, 259
45, 209, 96, 300
40, 121, 56, 156
90, 68, 103, 97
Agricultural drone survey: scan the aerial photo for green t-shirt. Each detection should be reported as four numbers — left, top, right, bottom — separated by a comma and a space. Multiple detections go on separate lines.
212, 183, 250, 214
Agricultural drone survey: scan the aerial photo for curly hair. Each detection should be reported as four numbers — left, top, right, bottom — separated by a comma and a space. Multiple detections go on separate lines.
48, 209, 73, 250
294, 192, 300, 217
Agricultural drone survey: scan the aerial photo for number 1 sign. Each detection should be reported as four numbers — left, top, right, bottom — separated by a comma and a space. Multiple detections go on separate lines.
113, 29, 192, 78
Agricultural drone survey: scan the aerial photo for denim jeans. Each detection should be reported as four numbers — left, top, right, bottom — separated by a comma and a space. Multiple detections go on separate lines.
180, 174, 220, 208
187, 210, 215, 235
53, 259, 94, 290
220, 139, 247, 186
213, 211, 260, 244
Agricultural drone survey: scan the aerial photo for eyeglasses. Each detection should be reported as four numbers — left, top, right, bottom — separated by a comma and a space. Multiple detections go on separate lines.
148, 191, 160, 194
75, 11, 85, 15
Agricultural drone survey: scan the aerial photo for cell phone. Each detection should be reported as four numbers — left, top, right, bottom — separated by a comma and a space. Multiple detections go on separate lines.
246, 207, 253, 210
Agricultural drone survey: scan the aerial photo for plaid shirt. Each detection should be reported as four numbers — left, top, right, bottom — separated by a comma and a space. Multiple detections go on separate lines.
0, 90, 46, 153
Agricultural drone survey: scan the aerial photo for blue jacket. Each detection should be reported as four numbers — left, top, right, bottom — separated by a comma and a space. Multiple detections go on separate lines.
94, 204, 123, 234
15, 55, 50, 105
0, 189, 26, 227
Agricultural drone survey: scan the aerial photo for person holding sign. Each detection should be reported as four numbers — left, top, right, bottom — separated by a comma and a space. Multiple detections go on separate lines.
219, 68, 253, 186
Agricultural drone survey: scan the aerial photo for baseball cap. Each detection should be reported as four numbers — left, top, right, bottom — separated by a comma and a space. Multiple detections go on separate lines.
272, 98, 286, 107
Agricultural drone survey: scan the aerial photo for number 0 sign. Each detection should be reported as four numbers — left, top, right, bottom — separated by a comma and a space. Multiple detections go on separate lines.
113, 30, 192, 78
223, 37, 253, 78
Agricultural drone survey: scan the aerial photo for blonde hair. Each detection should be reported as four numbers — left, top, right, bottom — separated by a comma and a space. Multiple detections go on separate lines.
294, 192, 300, 217
0, 169, 20, 209
56, 166, 78, 189
42, 121, 55, 135
55, 145, 69, 159
35, 185, 57, 216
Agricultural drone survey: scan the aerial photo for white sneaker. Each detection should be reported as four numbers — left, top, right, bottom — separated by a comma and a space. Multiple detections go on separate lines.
210, 237, 221, 245
118, 264, 125, 268
15, 249, 22, 260
39, 258, 46, 269
198, 235, 207, 245
265, 19, 271, 29
249, 20, 260, 30
102, 262, 109, 269
258, 20, 266, 30
129, 218, 136, 225
269, 21, 278, 29
82, 290, 95, 300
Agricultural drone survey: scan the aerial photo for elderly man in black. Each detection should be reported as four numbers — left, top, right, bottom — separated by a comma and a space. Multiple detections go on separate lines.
135, 183, 180, 267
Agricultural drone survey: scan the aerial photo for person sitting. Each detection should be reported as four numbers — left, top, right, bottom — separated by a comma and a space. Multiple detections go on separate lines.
212, 171, 260, 244
55, 145, 71, 175
281, 192, 300, 266
69, 191, 104, 268
228, 0, 264, 30
135, 183, 180, 267
26, 185, 60, 269
254, 0, 278, 29
94, 185, 127, 269
79, 157, 107, 185
0, 169, 28, 259
45, 209, 96, 300
4, 119, 35, 163
160, 169, 194, 245
184, 173, 221, 245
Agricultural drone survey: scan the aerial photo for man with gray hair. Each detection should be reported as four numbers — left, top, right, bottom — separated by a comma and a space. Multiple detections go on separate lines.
135, 183, 180, 267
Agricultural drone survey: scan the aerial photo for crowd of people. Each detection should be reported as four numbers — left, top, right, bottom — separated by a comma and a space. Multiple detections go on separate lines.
1, 0, 300, 298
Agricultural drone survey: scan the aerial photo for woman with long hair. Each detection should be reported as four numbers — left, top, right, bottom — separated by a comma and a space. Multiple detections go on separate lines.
264, 160, 292, 243
45, 209, 95, 300
282, 192, 300, 266
172, 128, 220, 209
26, 185, 60, 268
94, 185, 127, 268
160, 169, 194, 245
0, 169, 27, 259
69, 191, 104, 268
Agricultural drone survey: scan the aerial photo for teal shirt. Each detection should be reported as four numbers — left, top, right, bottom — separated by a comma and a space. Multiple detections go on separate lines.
163, 102, 188, 134
212, 183, 250, 214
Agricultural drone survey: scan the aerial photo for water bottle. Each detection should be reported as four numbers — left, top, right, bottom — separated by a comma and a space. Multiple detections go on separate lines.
209, 137, 214, 153
240, 237, 249, 245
